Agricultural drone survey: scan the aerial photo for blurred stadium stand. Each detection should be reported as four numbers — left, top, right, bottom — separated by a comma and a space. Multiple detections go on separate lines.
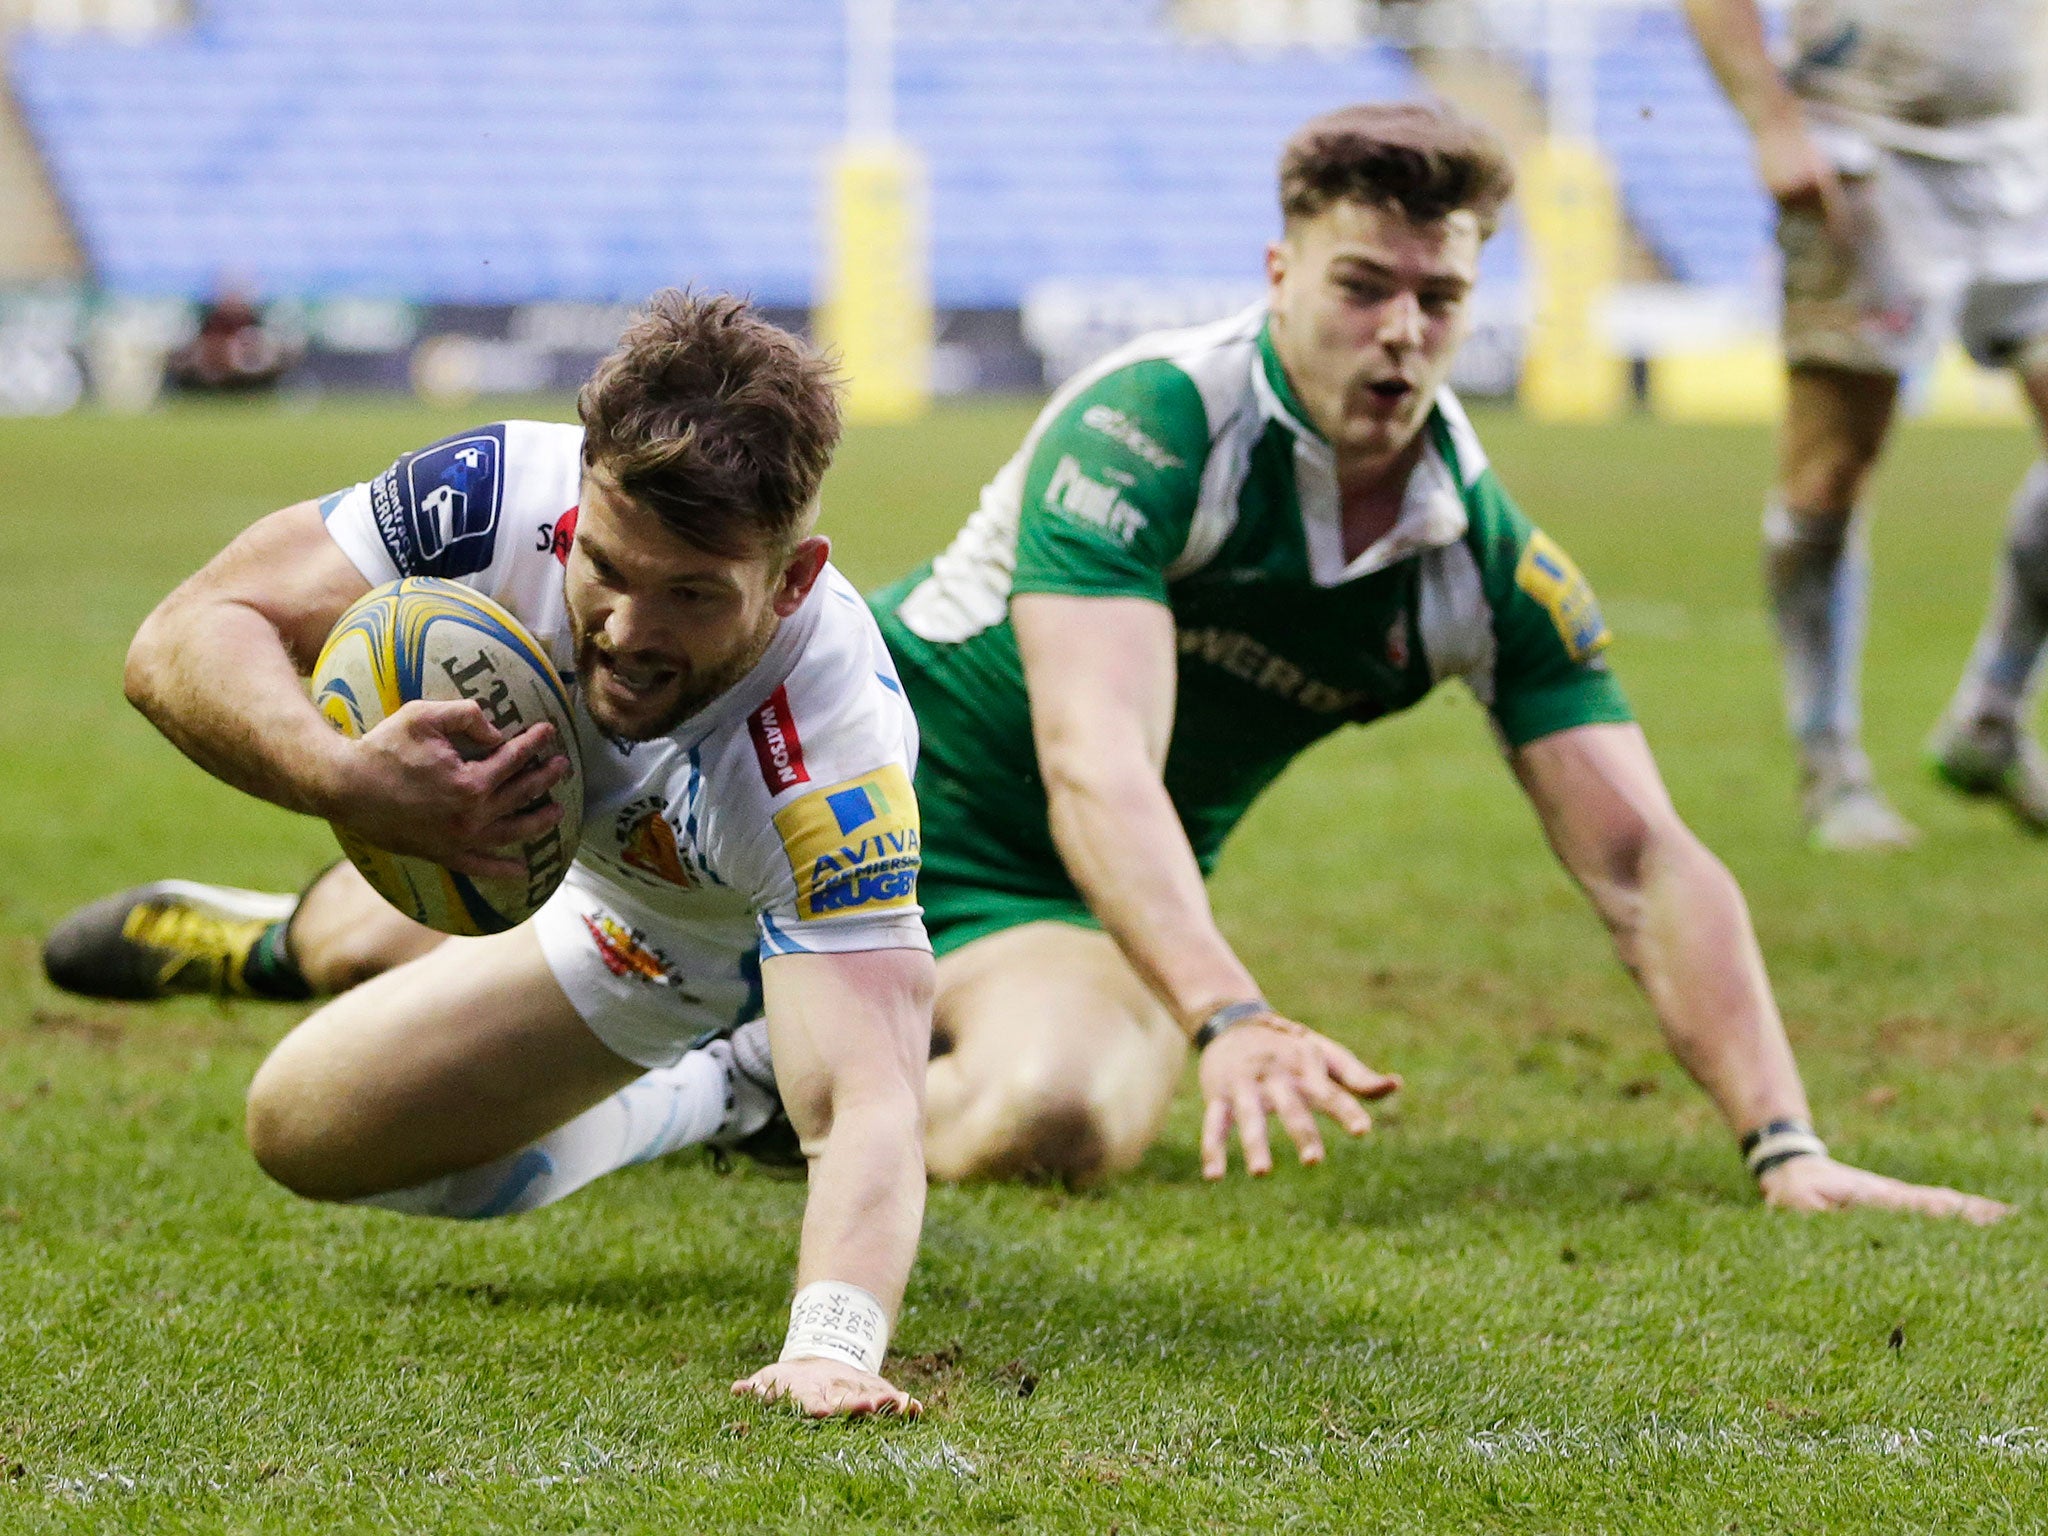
5, 0, 1496, 307
1578, 4, 1772, 287
0, 0, 1814, 413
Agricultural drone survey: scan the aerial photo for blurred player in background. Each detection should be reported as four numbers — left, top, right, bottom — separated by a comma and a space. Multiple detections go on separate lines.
47, 293, 933, 1418
1688, 0, 2048, 848
869, 101, 2004, 1218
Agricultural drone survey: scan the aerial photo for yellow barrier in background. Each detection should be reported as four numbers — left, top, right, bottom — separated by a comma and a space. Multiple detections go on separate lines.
817, 135, 933, 424
1519, 137, 1627, 422
1647, 341, 2026, 424
1647, 339, 1785, 422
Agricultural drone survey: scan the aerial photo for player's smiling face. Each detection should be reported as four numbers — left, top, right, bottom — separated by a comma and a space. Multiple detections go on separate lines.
562, 475, 828, 741
1264, 196, 1481, 472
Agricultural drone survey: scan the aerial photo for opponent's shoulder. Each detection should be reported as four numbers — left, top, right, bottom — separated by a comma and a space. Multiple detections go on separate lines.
1012, 322, 1265, 588
1043, 305, 1268, 471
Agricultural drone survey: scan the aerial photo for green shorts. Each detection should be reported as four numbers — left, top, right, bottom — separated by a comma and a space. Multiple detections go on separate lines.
916, 876, 1099, 959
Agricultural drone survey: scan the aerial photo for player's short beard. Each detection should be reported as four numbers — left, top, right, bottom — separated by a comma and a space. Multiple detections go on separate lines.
569, 606, 780, 743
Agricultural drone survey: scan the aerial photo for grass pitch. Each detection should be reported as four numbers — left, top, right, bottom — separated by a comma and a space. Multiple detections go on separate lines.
1, 397, 2045, 1532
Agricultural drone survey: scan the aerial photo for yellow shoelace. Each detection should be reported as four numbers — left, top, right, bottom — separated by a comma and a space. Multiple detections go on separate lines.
122, 903, 267, 992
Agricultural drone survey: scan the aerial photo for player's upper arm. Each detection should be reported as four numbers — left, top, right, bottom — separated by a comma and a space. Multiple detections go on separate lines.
146, 499, 373, 673
1007, 359, 1209, 776
722, 664, 932, 961
1013, 594, 1179, 778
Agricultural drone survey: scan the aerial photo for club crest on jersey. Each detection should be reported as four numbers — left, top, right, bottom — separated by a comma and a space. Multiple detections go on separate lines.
614, 795, 694, 888
581, 913, 679, 986
369, 425, 505, 578
773, 764, 920, 920
747, 685, 809, 793
1516, 531, 1611, 664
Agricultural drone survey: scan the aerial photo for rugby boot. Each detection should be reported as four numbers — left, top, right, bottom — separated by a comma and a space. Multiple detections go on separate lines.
1801, 744, 1920, 852
695, 1017, 805, 1175
1927, 712, 2048, 834
42, 880, 301, 1000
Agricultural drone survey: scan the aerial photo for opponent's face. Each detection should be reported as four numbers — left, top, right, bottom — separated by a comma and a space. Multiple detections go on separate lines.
1265, 197, 1481, 469
562, 477, 827, 741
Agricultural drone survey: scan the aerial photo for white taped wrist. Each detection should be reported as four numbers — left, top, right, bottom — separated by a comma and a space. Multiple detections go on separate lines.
779, 1281, 888, 1374
1741, 1119, 1829, 1179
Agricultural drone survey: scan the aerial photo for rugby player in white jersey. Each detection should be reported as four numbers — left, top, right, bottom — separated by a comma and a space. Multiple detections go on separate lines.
52, 293, 934, 1418
1689, 0, 2048, 848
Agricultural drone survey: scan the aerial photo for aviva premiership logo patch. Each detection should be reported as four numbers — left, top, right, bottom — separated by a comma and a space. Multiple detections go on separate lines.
1516, 531, 1611, 664
773, 764, 921, 921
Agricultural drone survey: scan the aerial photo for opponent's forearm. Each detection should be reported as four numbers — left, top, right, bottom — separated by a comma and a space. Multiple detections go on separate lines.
1043, 758, 1260, 1028
126, 593, 346, 817
1609, 827, 1810, 1134
795, 1090, 927, 1317
1683, 0, 1801, 132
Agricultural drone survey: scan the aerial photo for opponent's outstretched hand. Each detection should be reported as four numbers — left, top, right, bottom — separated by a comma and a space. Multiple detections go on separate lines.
732, 1358, 923, 1419
328, 699, 571, 877
1759, 1154, 2010, 1225
1198, 1013, 1400, 1180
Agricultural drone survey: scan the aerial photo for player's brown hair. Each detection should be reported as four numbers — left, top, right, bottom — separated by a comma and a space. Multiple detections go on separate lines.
1279, 101, 1514, 237
577, 290, 842, 557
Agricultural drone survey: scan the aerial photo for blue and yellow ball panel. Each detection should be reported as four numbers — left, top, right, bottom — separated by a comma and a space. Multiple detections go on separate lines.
772, 763, 921, 922
311, 578, 583, 936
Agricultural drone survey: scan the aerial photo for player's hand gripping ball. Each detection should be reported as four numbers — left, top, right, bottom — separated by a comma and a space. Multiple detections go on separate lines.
312, 578, 583, 934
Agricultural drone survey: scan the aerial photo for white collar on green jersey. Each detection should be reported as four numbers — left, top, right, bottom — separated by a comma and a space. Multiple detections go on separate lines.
1252, 318, 1480, 587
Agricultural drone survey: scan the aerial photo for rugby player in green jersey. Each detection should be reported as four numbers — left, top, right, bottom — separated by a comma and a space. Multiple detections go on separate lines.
871, 101, 2006, 1219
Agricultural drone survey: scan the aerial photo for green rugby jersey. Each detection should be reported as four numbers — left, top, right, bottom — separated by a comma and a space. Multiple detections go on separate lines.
870, 304, 1631, 931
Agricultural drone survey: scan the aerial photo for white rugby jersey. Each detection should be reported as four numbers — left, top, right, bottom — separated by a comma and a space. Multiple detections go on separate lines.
1789, 0, 2047, 158
316, 420, 929, 988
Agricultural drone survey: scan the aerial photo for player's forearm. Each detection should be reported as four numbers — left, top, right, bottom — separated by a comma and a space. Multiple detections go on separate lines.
125, 593, 347, 818
1683, 0, 1802, 133
1042, 756, 1261, 1028
795, 1086, 927, 1317
1608, 825, 1811, 1134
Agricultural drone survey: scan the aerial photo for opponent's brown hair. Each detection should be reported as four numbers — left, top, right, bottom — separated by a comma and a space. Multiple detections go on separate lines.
577, 290, 842, 557
1279, 101, 1514, 237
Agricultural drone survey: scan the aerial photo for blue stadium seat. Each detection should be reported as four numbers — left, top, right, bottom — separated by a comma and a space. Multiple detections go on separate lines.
1534, 8, 1774, 287
6, 0, 1516, 306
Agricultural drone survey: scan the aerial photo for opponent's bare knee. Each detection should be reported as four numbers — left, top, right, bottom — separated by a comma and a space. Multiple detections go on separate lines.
945, 1061, 1156, 1187
979, 1089, 1114, 1185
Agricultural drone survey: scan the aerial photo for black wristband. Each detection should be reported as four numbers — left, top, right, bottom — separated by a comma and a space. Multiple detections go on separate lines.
1192, 999, 1270, 1050
1739, 1118, 1828, 1179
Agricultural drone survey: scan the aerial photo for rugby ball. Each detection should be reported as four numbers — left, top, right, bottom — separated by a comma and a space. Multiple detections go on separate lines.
311, 578, 583, 935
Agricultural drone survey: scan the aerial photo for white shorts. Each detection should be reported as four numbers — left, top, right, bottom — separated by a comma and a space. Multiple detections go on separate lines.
532, 862, 762, 1069
1781, 124, 2048, 375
